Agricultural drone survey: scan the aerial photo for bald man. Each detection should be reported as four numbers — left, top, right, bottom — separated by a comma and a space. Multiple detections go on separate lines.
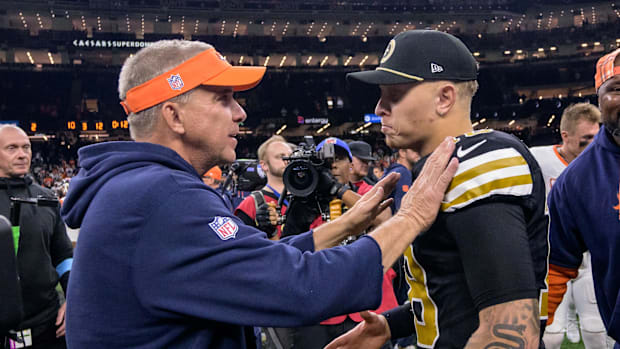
0, 125, 73, 349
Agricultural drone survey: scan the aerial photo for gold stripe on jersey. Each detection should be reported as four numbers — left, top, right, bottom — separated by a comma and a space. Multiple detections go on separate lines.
441, 147, 533, 212
447, 156, 527, 191
441, 175, 533, 211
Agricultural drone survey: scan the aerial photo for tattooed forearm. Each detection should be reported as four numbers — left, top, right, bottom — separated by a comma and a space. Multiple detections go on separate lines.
465, 298, 540, 349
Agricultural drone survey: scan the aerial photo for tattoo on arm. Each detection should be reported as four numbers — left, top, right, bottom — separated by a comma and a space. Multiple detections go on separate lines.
466, 298, 540, 349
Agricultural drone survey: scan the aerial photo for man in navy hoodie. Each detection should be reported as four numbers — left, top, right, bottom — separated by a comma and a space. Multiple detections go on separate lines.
60, 39, 458, 349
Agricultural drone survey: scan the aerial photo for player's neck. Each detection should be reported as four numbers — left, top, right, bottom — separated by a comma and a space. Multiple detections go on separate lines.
556, 145, 576, 164
421, 115, 473, 157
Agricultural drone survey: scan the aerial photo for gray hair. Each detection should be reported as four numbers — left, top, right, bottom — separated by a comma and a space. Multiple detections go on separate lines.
118, 40, 213, 139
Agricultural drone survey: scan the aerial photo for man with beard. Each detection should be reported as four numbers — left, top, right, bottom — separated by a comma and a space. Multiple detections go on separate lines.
546, 48, 620, 347
235, 136, 292, 240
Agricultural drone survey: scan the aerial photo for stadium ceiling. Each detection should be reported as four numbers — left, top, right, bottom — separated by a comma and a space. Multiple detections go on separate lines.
1, 1, 619, 38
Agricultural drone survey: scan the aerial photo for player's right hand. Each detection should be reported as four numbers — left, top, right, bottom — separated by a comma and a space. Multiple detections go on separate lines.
324, 311, 391, 349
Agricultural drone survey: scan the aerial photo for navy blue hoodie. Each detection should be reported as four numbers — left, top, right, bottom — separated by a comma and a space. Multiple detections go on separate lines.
61, 141, 383, 349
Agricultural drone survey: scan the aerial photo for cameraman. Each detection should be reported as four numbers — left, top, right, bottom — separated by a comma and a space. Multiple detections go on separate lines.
235, 136, 292, 240
0, 125, 73, 349
283, 137, 398, 349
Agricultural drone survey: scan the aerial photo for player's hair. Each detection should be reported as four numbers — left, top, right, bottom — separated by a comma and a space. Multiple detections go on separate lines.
560, 103, 601, 134
257, 135, 288, 162
118, 40, 212, 140
455, 80, 479, 101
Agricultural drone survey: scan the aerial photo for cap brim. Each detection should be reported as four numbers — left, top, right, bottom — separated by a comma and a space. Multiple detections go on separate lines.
347, 69, 421, 85
354, 155, 377, 161
204, 66, 267, 91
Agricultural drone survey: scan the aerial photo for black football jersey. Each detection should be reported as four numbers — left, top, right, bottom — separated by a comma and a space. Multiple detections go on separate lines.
403, 129, 549, 348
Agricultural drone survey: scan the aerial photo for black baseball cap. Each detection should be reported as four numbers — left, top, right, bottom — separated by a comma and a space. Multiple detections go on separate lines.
347, 30, 478, 85
348, 141, 377, 161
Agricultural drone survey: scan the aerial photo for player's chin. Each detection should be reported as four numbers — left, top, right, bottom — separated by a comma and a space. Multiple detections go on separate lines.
385, 136, 405, 149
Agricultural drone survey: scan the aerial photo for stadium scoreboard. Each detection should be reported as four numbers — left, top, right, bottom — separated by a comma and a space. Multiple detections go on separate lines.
28, 120, 129, 133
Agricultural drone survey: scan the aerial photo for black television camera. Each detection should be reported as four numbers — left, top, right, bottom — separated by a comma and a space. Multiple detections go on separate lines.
278, 136, 347, 237
222, 159, 267, 193
282, 136, 336, 199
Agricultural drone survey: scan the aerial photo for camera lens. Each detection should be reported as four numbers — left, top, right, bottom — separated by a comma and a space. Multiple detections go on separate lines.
283, 159, 319, 197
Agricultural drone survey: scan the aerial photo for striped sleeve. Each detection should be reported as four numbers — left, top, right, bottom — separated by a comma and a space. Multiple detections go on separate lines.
441, 147, 533, 212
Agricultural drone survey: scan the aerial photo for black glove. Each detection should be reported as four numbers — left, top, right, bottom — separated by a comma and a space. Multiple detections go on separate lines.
255, 203, 277, 238
317, 167, 348, 199
280, 197, 321, 237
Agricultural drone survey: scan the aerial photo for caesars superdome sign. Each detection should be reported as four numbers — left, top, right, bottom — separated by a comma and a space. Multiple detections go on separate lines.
72, 39, 155, 49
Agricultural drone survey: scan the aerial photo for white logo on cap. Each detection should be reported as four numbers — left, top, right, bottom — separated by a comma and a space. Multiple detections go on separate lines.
430, 63, 444, 74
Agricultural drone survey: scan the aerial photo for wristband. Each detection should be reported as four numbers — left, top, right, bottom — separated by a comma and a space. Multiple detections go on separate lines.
383, 303, 416, 340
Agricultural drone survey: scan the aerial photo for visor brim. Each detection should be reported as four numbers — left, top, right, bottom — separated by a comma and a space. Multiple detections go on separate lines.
347, 69, 422, 85
205, 66, 267, 91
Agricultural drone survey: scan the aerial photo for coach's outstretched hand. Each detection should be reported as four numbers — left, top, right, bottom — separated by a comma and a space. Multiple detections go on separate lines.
324, 311, 390, 349
339, 171, 399, 233
396, 137, 458, 231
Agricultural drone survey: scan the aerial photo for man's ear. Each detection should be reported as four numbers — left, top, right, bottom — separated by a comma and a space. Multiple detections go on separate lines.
260, 160, 268, 174
560, 130, 569, 143
435, 83, 457, 117
161, 101, 186, 135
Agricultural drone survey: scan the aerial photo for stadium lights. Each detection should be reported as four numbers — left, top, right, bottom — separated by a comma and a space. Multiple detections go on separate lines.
317, 123, 331, 134
537, 48, 544, 52
508, 120, 516, 126
320, 55, 329, 67
516, 49, 523, 54
238, 56, 244, 64
547, 114, 556, 126
503, 50, 511, 55
594, 42, 600, 46
48, 52, 55, 65
344, 56, 353, 66
479, 118, 487, 124
550, 46, 557, 51
359, 55, 369, 66
581, 43, 588, 48
306, 56, 313, 65
472, 121, 480, 128
279, 56, 287, 67
275, 125, 287, 135
26, 51, 34, 65
473, 52, 480, 57
263, 56, 270, 67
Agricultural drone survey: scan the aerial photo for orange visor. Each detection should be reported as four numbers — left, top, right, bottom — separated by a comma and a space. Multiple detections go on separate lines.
595, 48, 620, 91
120, 48, 266, 115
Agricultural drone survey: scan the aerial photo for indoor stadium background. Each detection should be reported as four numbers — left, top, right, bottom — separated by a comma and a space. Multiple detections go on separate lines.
1, 1, 618, 347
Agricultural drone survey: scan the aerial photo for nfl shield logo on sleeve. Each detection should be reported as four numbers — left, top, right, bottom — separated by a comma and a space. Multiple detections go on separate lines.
167, 74, 184, 90
209, 216, 239, 240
